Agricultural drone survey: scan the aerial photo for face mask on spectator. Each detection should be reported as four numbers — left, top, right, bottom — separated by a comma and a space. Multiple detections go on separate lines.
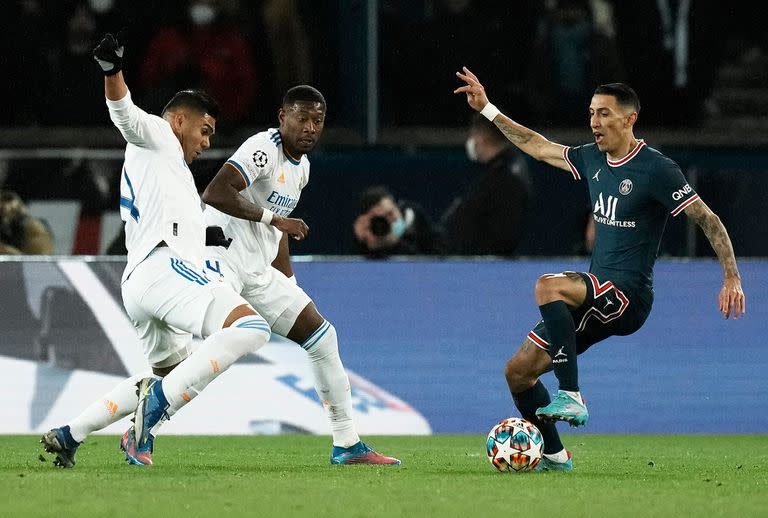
465, 136, 479, 162
88, 0, 114, 14
189, 3, 217, 26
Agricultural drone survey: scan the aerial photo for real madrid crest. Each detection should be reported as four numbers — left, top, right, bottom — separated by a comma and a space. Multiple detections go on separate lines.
619, 179, 633, 195
252, 150, 269, 167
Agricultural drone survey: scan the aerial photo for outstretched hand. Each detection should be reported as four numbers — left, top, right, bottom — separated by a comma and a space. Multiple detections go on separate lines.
719, 276, 746, 319
453, 66, 490, 112
273, 215, 308, 241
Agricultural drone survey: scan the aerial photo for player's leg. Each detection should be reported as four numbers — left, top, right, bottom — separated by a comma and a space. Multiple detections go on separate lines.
533, 272, 589, 425
504, 337, 572, 471
40, 373, 151, 468
41, 316, 195, 467
255, 268, 399, 465
120, 251, 271, 464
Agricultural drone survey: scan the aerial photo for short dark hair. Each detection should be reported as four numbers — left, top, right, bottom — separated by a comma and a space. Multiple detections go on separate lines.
594, 83, 641, 113
162, 89, 220, 119
359, 186, 394, 214
282, 85, 326, 108
469, 112, 506, 144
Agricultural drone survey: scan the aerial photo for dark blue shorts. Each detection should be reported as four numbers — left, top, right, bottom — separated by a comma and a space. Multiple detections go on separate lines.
526, 272, 651, 355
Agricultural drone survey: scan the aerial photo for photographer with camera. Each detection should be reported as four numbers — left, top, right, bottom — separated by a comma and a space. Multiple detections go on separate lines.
0, 190, 54, 255
353, 186, 438, 258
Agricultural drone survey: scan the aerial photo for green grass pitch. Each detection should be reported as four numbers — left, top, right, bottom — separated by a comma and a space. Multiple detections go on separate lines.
3, 435, 767, 517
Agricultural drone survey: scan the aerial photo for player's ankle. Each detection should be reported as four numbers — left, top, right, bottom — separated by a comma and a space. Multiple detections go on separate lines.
543, 449, 569, 463
560, 390, 583, 404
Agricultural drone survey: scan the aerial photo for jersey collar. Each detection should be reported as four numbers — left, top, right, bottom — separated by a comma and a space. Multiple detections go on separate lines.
607, 139, 645, 167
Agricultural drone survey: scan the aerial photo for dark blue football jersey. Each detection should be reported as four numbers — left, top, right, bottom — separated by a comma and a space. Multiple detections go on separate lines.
563, 140, 700, 294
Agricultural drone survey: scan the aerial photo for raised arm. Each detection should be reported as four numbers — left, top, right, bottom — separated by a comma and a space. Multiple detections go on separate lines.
201, 163, 308, 240
93, 33, 171, 149
454, 67, 569, 171
683, 200, 746, 319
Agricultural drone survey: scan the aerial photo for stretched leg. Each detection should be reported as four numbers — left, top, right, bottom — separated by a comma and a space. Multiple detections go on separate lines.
41, 361, 185, 468
285, 302, 400, 465
124, 291, 271, 465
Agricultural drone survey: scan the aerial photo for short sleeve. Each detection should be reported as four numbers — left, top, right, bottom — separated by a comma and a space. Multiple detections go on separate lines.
562, 145, 586, 181
651, 159, 700, 216
225, 134, 278, 189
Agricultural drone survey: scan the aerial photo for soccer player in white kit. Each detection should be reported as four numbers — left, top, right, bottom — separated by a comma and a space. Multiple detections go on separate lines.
40, 33, 272, 467
199, 85, 400, 465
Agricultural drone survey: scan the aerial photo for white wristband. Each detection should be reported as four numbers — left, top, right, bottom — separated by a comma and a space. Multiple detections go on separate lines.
480, 102, 500, 121
260, 208, 274, 225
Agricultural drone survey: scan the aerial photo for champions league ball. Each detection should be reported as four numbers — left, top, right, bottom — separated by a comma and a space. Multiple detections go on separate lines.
485, 418, 543, 472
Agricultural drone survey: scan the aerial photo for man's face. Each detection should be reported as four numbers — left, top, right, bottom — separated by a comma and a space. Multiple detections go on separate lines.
589, 94, 634, 153
278, 102, 326, 157
175, 111, 216, 164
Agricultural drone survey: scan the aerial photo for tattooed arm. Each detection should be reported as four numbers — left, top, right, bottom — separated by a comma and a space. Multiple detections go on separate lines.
684, 199, 746, 319
454, 66, 569, 171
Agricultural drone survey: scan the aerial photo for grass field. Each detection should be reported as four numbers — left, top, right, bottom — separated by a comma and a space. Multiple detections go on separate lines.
3, 434, 767, 517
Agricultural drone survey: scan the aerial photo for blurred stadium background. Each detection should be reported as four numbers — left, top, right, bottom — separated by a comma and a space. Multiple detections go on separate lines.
0, 1, 766, 436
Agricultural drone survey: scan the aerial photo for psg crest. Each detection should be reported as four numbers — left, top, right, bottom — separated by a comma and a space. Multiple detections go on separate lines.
253, 150, 269, 167
619, 179, 633, 195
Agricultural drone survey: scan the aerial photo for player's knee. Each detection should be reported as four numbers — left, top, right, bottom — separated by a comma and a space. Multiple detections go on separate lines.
223, 303, 258, 328
305, 321, 338, 359
534, 275, 564, 305
223, 315, 272, 355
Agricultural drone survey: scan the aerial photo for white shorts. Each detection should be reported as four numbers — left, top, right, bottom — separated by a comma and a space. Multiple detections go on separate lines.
205, 246, 312, 336
121, 248, 251, 368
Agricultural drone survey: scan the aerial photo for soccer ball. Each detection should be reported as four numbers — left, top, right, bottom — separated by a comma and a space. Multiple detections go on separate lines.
485, 418, 543, 472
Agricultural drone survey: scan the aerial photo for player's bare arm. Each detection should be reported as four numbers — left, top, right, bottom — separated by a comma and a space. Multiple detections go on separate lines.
683, 200, 746, 319
454, 66, 568, 171
202, 165, 309, 240
271, 232, 294, 278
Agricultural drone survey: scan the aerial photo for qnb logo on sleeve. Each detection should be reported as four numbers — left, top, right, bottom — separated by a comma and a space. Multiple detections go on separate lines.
672, 184, 693, 201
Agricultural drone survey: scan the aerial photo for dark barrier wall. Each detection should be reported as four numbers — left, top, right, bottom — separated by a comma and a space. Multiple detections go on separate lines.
284, 147, 768, 256
294, 258, 767, 434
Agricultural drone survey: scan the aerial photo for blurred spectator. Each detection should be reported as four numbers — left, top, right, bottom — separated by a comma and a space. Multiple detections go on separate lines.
380, 0, 538, 126
138, 0, 259, 125
613, 1, 722, 126
439, 113, 532, 255
0, 190, 54, 255
0, 0, 59, 124
353, 186, 438, 258
527, 0, 624, 125
43, 1, 133, 125
261, 0, 312, 98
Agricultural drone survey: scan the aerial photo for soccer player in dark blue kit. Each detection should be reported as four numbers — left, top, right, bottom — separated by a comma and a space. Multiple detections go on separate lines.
455, 67, 746, 471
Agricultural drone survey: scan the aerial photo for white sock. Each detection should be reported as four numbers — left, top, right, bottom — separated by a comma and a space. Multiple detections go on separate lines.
562, 390, 583, 404
544, 449, 569, 463
161, 315, 270, 414
68, 373, 154, 443
303, 321, 359, 448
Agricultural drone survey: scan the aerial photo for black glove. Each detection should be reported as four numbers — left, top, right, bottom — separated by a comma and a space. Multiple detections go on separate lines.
205, 226, 232, 248
92, 31, 124, 76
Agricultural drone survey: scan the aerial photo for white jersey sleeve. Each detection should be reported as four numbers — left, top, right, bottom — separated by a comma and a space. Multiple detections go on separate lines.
106, 90, 180, 152
224, 131, 281, 189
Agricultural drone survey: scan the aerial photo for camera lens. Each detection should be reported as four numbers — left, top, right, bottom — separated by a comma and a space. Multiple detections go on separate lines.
369, 216, 391, 237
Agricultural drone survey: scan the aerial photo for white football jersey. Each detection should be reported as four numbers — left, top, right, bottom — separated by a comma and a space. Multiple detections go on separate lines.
108, 91, 206, 283
204, 128, 309, 273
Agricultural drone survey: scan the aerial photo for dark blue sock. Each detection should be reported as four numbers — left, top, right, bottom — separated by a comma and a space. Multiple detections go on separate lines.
151, 380, 169, 409
512, 381, 564, 455
539, 300, 579, 392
